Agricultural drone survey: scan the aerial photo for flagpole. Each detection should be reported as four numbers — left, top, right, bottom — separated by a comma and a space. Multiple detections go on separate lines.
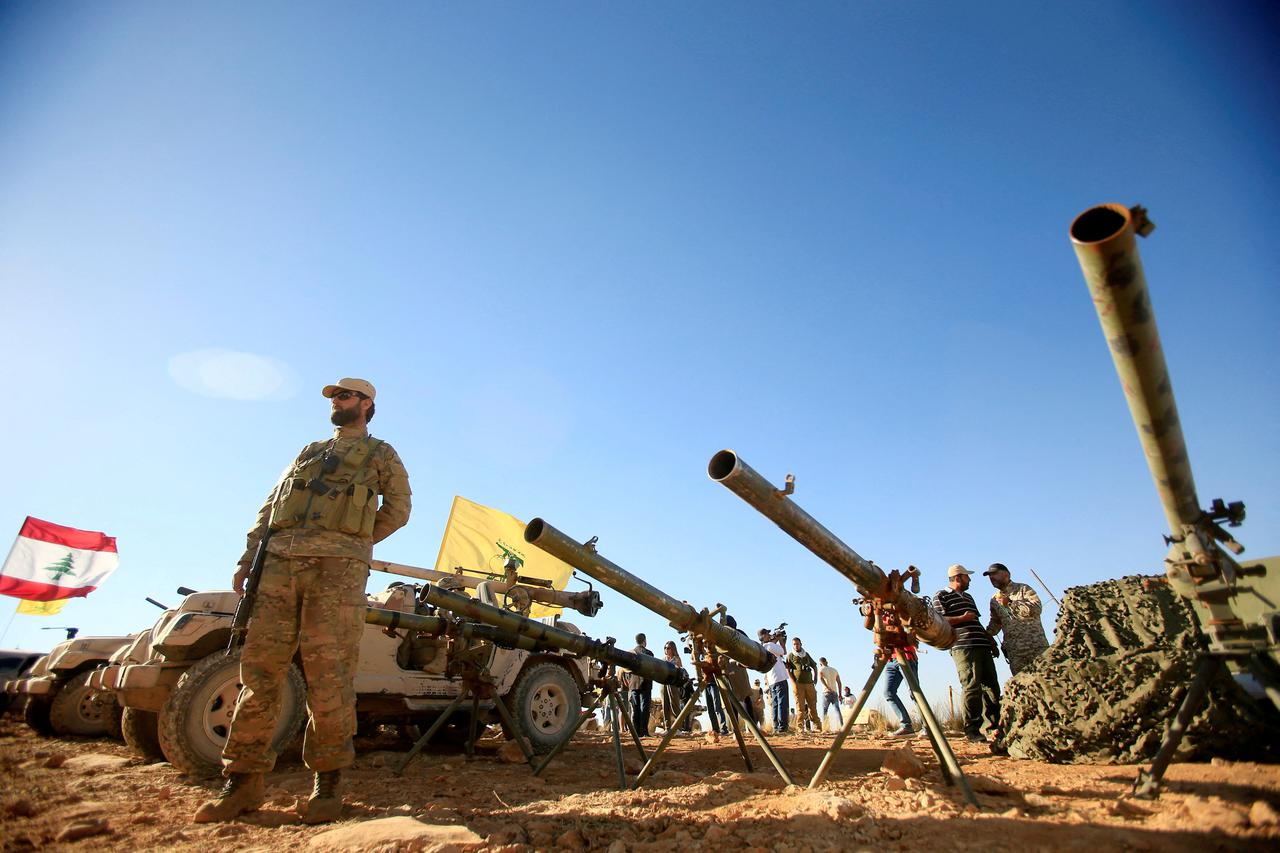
0, 604, 18, 647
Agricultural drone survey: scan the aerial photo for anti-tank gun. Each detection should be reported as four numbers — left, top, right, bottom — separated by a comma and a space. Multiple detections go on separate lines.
706, 451, 978, 803
525, 518, 797, 787
1069, 202, 1280, 796
364, 582, 684, 778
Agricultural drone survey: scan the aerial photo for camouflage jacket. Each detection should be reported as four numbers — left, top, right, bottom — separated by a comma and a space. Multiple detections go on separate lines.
986, 581, 1049, 653
239, 424, 412, 566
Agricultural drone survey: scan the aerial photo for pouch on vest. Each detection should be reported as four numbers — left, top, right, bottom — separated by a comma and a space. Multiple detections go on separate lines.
339, 484, 377, 537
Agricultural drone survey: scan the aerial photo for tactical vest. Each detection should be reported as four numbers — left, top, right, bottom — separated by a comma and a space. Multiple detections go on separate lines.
269, 438, 383, 536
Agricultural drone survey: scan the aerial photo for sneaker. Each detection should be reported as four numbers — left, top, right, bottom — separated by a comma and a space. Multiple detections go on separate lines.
965, 733, 986, 743
890, 724, 914, 736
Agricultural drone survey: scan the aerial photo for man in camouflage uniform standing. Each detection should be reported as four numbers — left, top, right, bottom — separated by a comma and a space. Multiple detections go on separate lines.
195, 378, 411, 824
983, 563, 1049, 676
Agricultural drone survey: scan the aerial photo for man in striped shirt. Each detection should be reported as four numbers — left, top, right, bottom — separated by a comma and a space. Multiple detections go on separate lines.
936, 564, 1001, 742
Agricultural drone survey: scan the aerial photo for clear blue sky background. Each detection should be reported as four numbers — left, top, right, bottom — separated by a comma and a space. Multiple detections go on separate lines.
2, 2, 1277, 718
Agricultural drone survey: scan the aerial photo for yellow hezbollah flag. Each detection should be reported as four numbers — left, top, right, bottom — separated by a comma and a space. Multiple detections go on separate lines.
16, 598, 68, 616
433, 496, 574, 618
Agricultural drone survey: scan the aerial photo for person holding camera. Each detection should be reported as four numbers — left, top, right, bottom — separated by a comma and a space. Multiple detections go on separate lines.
195, 378, 412, 825
757, 627, 790, 734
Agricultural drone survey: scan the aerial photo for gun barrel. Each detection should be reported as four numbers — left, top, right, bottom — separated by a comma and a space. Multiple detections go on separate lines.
419, 583, 687, 687
707, 450, 954, 649
1069, 203, 1199, 536
372, 560, 602, 617
363, 608, 447, 636
524, 519, 775, 671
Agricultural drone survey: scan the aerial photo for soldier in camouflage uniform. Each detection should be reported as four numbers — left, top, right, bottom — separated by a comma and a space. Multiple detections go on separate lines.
194, 378, 411, 825
983, 563, 1049, 676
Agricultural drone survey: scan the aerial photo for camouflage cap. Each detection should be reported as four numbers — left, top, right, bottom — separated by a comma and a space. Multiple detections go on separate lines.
322, 378, 376, 400
947, 563, 973, 578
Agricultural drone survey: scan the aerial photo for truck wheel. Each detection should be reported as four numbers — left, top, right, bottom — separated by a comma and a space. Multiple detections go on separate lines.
508, 662, 581, 754
101, 696, 124, 740
158, 651, 306, 777
49, 671, 112, 736
122, 708, 165, 761
24, 696, 54, 736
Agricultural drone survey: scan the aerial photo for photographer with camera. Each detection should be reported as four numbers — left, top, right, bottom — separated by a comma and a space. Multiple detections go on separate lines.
757, 625, 791, 734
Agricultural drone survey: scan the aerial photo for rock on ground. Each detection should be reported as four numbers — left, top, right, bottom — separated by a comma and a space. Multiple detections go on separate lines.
307, 816, 483, 851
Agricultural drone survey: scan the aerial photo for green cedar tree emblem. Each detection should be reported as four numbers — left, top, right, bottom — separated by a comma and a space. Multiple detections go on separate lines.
44, 552, 76, 581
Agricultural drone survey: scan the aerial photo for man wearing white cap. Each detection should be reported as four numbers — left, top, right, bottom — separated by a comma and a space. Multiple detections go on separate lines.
196, 378, 412, 824
934, 564, 1001, 743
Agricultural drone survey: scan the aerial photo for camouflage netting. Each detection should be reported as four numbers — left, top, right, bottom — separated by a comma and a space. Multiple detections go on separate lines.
1000, 574, 1280, 764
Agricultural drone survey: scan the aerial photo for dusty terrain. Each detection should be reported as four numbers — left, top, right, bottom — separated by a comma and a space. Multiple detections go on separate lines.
2, 713, 1278, 852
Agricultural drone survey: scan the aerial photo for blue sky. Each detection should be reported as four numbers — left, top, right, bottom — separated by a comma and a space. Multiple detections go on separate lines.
2, 2, 1277, 714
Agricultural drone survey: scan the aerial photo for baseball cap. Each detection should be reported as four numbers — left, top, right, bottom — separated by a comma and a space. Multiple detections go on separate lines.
982, 563, 1009, 577
947, 564, 973, 579
322, 378, 376, 400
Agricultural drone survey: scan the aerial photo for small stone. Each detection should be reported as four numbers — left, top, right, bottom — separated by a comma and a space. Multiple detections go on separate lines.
55, 819, 111, 842
43, 754, 68, 769
1210, 757, 1231, 767
154, 786, 172, 800
386, 803, 414, 816
307, 817, 483, 851
624, 757, 643, 775
62, 754, 131, 773
881, 747, 925, 779
497, 741, 527, 764
607, 840, 627, 853
967, 774, 1021, 797
3, 799, 36, 818
885, 776, 907, 791
1001, 806, 1022, 818
556, 828, 587, 851
1250, 799, 1280, 827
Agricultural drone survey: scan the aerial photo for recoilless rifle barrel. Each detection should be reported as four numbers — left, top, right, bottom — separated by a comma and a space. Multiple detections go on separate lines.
372, 583, 687, 687
707, 450, 954, 649
524, 518, 776, 672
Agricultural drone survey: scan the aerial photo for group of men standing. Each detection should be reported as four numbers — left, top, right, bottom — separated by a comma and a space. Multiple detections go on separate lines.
929, 562, 1049, 743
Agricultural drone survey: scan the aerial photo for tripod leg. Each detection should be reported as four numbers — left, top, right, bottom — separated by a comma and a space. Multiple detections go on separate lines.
633, 684, 705, 789
809, 657, 887, 788
899, 651, 979, 808
489, 693, 536, 765
532, 690, 603, 776
1134, 653, 1221, 799
465, 694, 480, 759
714, 675, 754, 773
395, 691, 467, 775
608, 691, 628, 790
724, 686, 795, 787
616, 689, 649, 763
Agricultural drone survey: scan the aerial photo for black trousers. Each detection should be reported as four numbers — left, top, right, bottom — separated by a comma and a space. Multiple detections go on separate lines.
951, 646, 1001, 737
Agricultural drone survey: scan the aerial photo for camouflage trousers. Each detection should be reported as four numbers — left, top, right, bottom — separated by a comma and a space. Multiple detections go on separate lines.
794, 682, 820, 731
222, 554, 368, 774
1003, 641, 1049, 677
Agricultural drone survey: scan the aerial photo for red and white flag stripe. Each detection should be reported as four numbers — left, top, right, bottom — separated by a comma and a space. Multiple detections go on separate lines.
0, 516, 120, 601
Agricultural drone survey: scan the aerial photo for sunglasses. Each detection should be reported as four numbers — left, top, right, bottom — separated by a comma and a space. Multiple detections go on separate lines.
332, 390, 366, 401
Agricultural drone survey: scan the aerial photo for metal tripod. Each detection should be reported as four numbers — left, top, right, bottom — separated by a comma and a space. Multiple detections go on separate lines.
531, 666, 648, 790
394, 652, 535, 775
807, 647, 978, 807
633, 631, 794, 789
1134, 648, 1280, 799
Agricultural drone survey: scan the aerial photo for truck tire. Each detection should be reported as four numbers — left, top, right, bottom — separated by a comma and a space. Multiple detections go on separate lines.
24, 696, 54, 736
49, 671, 112, 736
507, 661, 581, 754
158, 650, 306, 777
122, 708, 165, 761
102, 696, 124, 740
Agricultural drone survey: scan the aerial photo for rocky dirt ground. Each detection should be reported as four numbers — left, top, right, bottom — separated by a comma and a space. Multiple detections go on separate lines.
2, 713, 1278, 852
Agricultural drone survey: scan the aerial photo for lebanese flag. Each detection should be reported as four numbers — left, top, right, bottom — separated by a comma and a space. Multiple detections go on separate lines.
0, 517, 120, 601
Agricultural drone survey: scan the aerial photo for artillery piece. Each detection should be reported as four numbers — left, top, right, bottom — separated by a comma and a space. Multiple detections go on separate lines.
707, 451, 978, 803
1069, 202, 1280, 797
525, 518, 797, 787
365, 582, 685, 782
